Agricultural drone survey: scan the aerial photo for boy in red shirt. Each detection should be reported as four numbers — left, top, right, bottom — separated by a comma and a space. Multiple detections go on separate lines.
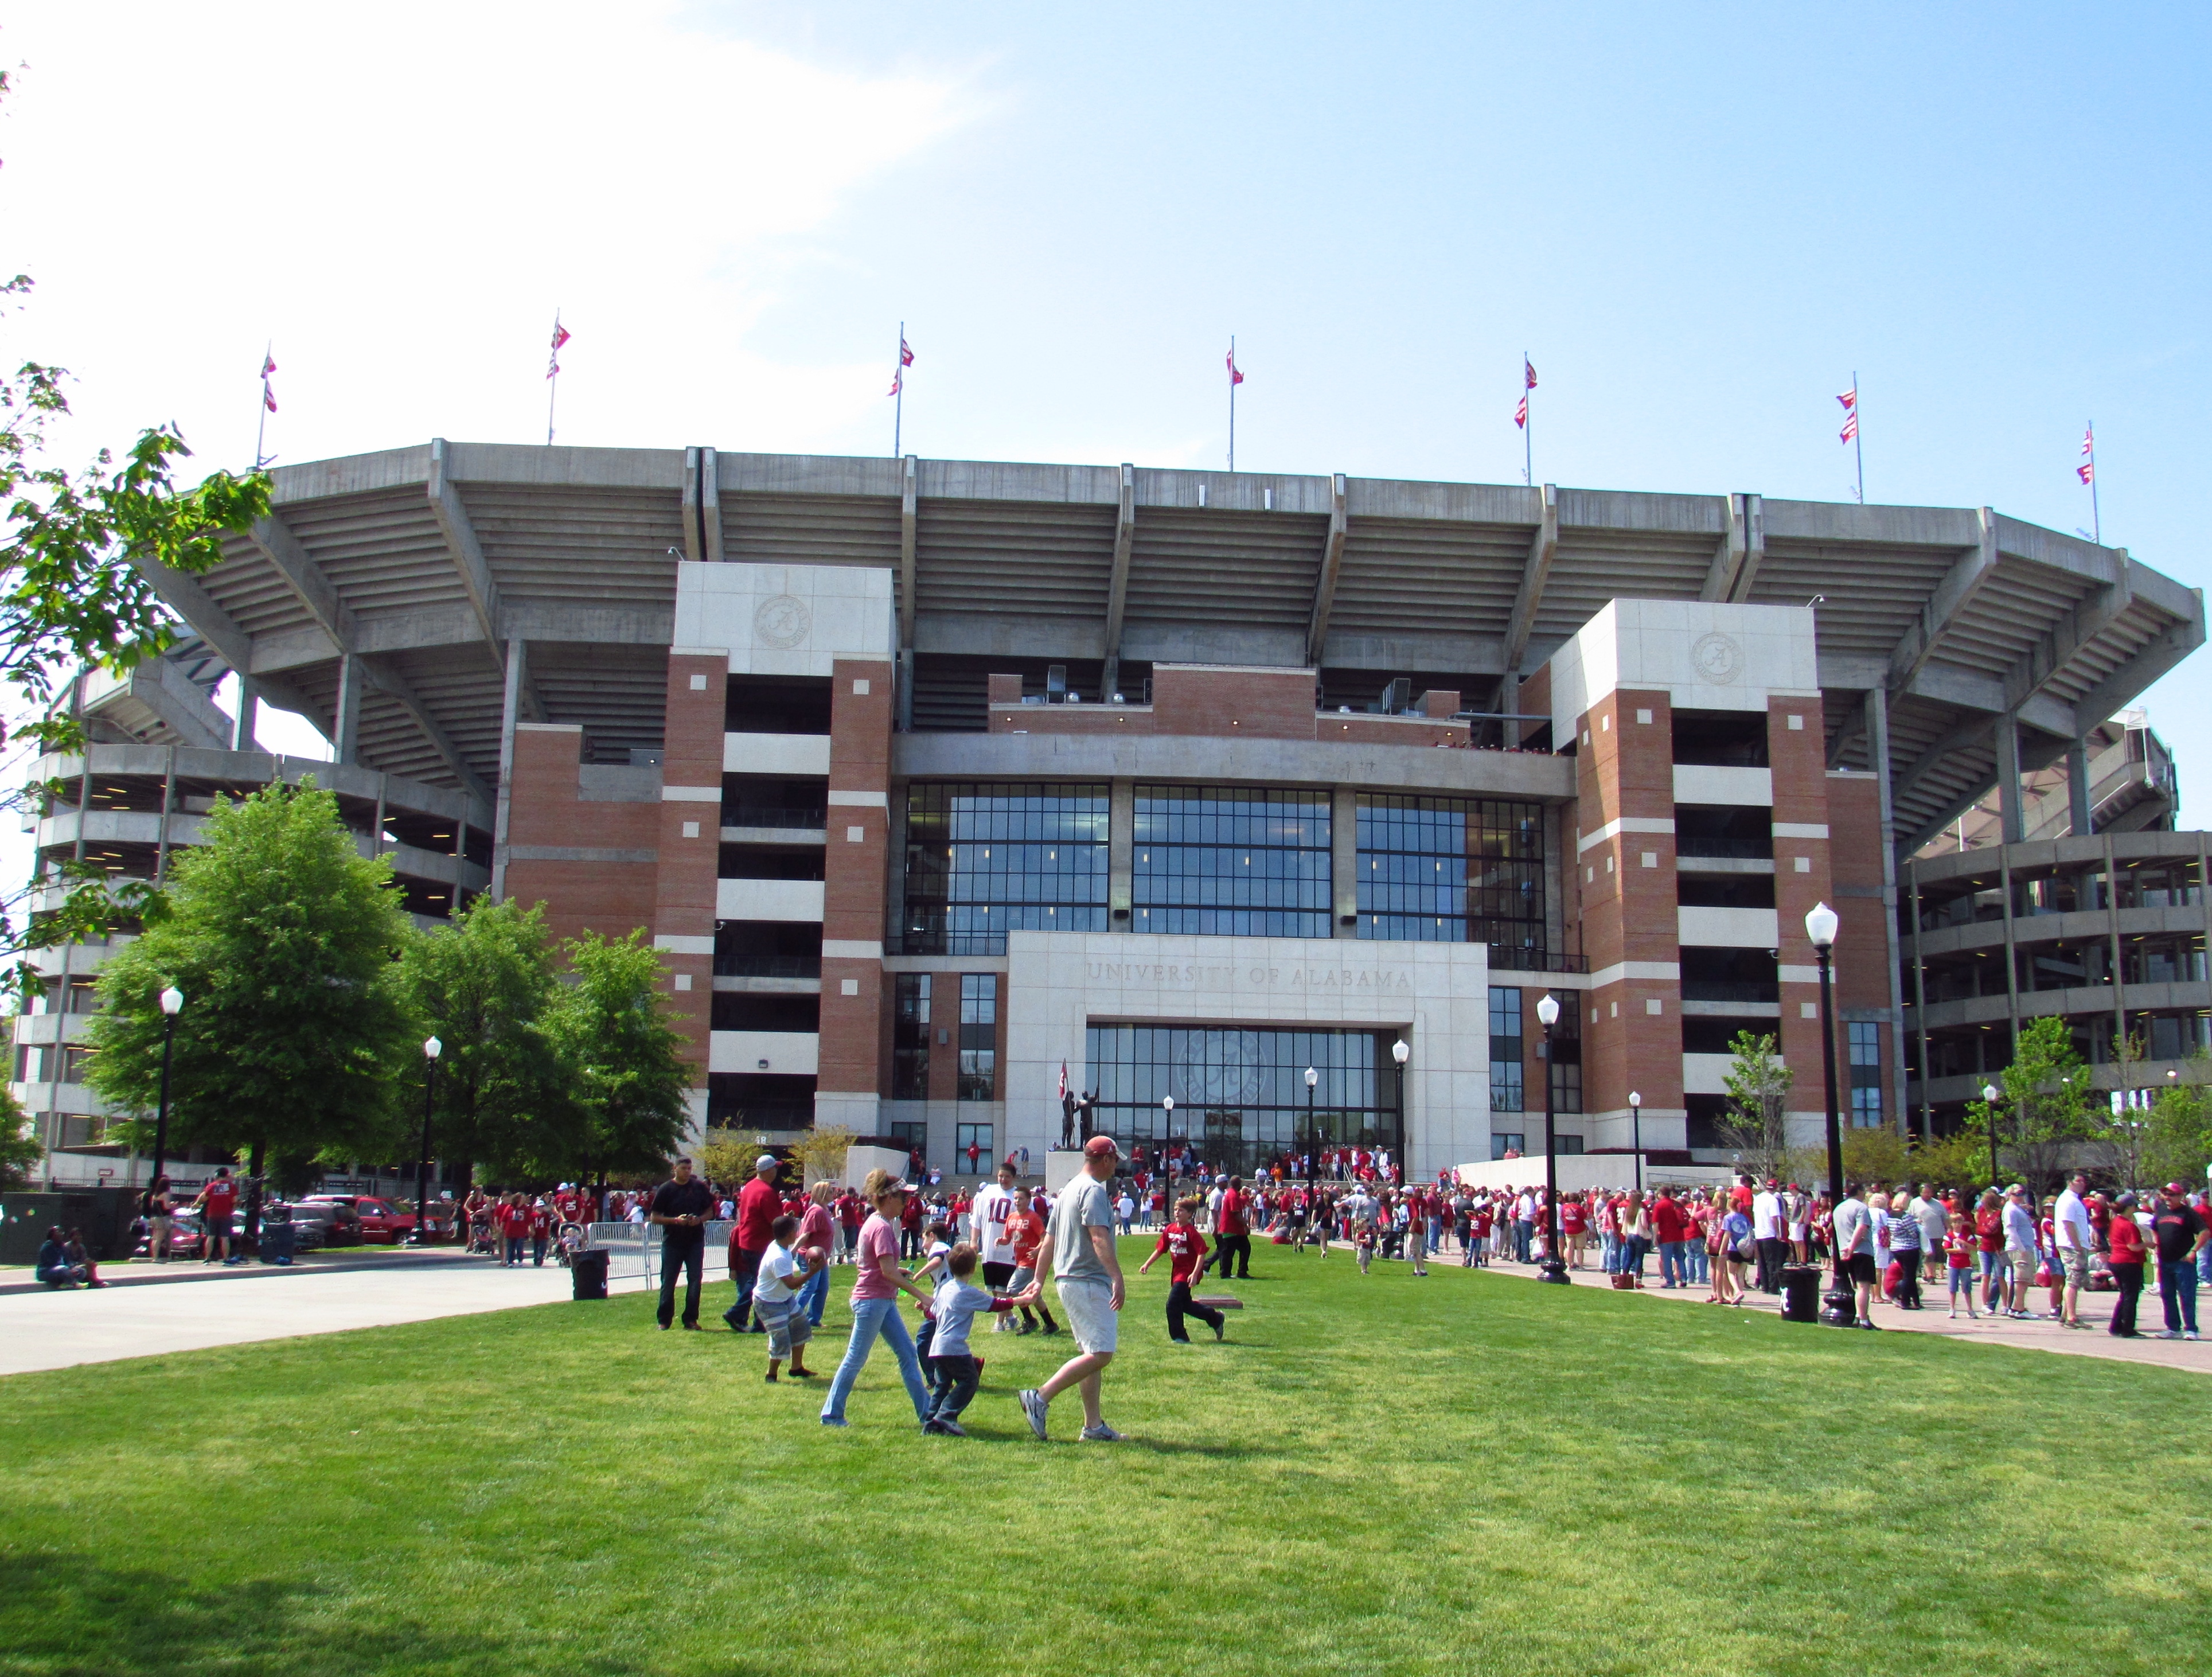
194, 1168, 239, 1265
1138, 1195, 1225, 1343
1002, 1187, 1059, 1336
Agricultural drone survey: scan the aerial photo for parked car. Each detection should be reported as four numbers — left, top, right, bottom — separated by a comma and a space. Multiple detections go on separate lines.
132, 1210, 208, 1261
282, 1200, 364, 1250
302, 1194, 416, 1243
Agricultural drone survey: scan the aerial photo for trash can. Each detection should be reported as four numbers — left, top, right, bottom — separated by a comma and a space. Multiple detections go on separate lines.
571, 1249, 610, 1301
260, 1218, 297, 1266
1779, 1263, 1820, 1323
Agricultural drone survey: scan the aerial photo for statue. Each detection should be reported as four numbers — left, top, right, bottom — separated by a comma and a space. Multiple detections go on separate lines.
1060, 1085, 1079, 1149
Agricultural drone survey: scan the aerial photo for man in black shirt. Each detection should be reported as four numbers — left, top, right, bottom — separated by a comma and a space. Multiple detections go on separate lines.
2149, 1182, 2209, 1341
650, 1157, 715, 1330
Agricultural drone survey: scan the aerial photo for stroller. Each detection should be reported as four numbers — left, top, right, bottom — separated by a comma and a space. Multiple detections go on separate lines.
553, 1222, 590, 1268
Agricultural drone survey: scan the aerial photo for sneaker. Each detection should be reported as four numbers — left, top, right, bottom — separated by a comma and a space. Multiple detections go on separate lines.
1079, 1423, 1126, 1442
2188, 1331, 2202, 1341
2155, 1330, 2183, 1340
1018, 1320, 1035, 1336
820, 1415, 848, 1428
933, 1418, 971, 1437
1018, 1388, 1050, 1441
764, 1372, 778, 1382
1212, 1320, 1225, 1342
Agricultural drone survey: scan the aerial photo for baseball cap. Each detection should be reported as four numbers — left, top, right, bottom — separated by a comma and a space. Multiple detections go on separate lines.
2164, 1181, 2188, 1195
1082, 1134, 1121, 1160
755, 1154, 779, 1172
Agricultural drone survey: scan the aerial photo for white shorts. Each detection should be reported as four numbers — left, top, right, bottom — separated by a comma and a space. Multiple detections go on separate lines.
1056, 1277, 1118, 1356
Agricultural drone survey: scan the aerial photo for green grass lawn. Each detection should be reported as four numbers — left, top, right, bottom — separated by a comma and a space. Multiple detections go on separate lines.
2, 1241, 2205, 1677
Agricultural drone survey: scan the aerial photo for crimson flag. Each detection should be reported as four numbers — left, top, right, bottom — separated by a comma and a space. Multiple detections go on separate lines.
1839, 411, 1859, 444
1524, 358, 1538, 391
1837, 387, 1857, 411
1226, 347, 1244, 386
1513, 393, 1528, 428
900, 337, 914, 368
2077, 461, 2095, 485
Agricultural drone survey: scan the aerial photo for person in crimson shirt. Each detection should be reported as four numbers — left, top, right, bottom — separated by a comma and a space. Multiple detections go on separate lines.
1003, 1186, 1059, 1334
498, 1194, 532, 1266
1138, 1194, 1224, 1343
528, 1198, 553, 1266
896, 1186, 923, 1260
1650, 1188, 1690, 1288
2105, 1192, 2148, 1338
194, 1168, 239, 1265
721, 1155, 784, 1333
1212, 1175, 1254, 1281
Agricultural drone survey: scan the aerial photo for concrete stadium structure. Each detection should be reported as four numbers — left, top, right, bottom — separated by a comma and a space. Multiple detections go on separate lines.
15, 441, 2205, 1187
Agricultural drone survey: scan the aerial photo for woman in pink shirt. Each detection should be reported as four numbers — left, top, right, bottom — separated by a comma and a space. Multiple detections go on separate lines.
820, 1169, 935, 1428
797, 1183, 838, 1328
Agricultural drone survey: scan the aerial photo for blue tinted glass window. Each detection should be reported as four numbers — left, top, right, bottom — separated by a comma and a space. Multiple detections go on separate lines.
1131, 786, 1331, 938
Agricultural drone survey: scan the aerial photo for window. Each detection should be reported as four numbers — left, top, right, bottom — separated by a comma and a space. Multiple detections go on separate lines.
955, 1122, 994, 1163
1132, 787, 1331, 937
887, 1120, 926, 1158
1084, 1024, 1400, 1176
1549, 1059, 1582, 1115
958, 974, 997, 1101
1492, 1134, 1526, 1160
901, 783, 1109, 954
1848, 1021, 1883, 1128
1355, 795, 1547, 961
892, 974, 931, 1099
1489, 987, 1524, 1112
1555, 1133, 1585, 1155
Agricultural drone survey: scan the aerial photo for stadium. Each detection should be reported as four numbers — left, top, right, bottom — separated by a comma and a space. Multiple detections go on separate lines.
19, 440, 2205, 1184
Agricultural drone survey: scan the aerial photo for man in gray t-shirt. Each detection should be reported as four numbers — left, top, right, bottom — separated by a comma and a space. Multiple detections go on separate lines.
1018, 1136, 1127, 1444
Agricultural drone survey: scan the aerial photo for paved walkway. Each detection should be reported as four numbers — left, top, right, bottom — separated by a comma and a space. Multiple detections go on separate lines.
1452, 1245, 2210, 1374
0, 1255, 649, 1378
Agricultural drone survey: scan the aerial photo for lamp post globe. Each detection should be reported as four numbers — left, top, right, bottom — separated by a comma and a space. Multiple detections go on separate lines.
1628, 1091, 1643, 1194
150, 987, 185, 1184
1533, 993, 1567, 1284
412, 1035, 443, 1245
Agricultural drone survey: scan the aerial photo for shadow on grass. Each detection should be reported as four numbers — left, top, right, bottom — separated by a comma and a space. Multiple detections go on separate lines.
0, 1551, 664, 1677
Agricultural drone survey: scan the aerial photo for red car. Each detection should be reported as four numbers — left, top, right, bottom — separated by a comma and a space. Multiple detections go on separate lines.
302, 1195, 418, 1243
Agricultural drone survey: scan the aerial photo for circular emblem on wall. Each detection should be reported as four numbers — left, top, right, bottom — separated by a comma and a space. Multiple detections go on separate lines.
753, 594, 812, 649
1173, 1030, 1264, 1109
1691, 630, 1745, 685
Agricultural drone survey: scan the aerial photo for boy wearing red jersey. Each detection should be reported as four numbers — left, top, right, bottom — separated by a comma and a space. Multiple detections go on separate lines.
1002, 1187, 1059, 1336
1138, 1195, 1225, 1343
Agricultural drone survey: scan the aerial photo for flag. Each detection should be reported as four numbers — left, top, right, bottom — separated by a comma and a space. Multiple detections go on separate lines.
546, 318, 570, 380
2081, 424, 2095, 457
1226, 347, 1244, 386
260, 352, 277, 412
1058, 1060, 1069, 1103
1837, 387, 1856, 411
1513, 392, 1528, 428
900, 337, 914, 368
887, 369, 902, 397
1839, 410, 1858, 444
260, 353, 277, 379
263, 387, 277, 414
1524, 358, 1538, 391
2077, 459, 2095, 485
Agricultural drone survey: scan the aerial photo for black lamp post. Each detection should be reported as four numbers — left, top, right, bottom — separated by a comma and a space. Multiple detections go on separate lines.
1390, 1038, 1409, 1179
1162, 1094, 1175, 1200
1807, 902, 1856, 1328
1304, 1063, 1318, 1202
1982, 1081, 2001, 1189
149, 985, 183, 1183
411, 1035, 442, 1245
1629, 1090, 1643, 1195
1535, 994, 1568, 1283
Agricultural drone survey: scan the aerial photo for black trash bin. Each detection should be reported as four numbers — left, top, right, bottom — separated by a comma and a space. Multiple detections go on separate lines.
1779, 1263, 1820, 1323
571, 1249, 610, 1301
260, 1219, 297, 1266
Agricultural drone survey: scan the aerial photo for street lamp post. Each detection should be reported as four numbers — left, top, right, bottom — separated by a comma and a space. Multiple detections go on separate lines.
1162, 1094, 1175, 1199
1982, 1082, 2002, 1189
1805, 903, 1844, 1209
1629, 1091, 1643, 1195
1390, 1038, 1409, 1180
1535, 994, 1568, 1284
1304, 1064, 1318, 1202
412, 1036, 442, 1246
150, 986, 184, 1183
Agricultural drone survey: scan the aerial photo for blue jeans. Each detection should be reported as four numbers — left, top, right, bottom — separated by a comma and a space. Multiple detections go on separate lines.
2158, 1259, 2199, 1333
797, 1263, 829, 1326
1513, 1220, 1533, 1263
1659, 1240, 1689, 1287
822, 1296, 931, 1424
1619, 1235, 1649, 1277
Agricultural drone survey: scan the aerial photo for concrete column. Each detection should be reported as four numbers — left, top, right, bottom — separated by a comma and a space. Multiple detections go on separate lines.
490, 639, 528, 901
229, 679, 259, 752
1331, 786, 1358, 937
1907, 869, 1931, 1140
2067, 740, 2094, 837
1995, 712, 2024, 845
332, 654, 366, 765
154, 746, 177, 884
1865, 685, 1908, 1137
1108, 779, 1134, 929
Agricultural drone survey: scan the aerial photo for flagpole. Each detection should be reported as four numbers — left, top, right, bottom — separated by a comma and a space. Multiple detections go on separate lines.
255, 341, 272, 471
2088, 419, 2101, 545
1522, 349, 1531, 487
1228, 334, 1236, 473
547, 309, 562, 447
1852, 368, 1865, 504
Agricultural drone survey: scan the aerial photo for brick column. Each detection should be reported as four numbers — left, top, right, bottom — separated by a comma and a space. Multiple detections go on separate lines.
1768, 696, 1837, 1146
818, 656, 895, 1133
655, 652, 727, 1139
1576, 688, 1683, 1141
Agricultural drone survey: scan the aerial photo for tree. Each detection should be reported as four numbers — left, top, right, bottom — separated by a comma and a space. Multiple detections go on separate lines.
0, 1079, 40, 1189
84, 781, 416, 1177
1986, 1015, 2096, 1195
396, 897, 579, 1188
1716, 1030, 1803, 1183
1839, 1122, 1991, 1199
547, 930, 692, 1187
1, 73, 270, 1001
2142, 1056, 2212, 1193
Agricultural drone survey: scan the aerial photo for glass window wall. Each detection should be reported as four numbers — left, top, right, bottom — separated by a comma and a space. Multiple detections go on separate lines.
958, 974, 997, 1101
1131, 787, 1331, 938
1489, 987, 1524, 1113
901, 783, 1109, 955
892, 974, 931, 1099
1356, 795, 1548, 962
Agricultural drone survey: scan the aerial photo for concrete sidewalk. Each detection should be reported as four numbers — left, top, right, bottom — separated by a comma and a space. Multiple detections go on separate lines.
0, 1258, 651, 1378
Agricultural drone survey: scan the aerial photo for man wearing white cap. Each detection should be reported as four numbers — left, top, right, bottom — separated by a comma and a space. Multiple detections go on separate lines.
723, 1153, 784, 1333
1017, 1134, 1128, 1442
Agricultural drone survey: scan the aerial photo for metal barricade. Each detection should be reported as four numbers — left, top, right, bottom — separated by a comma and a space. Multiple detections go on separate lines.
584, 1220, 734, 1286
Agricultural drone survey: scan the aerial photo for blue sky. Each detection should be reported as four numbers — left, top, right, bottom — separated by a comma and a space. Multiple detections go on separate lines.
5, 2, 2207, 809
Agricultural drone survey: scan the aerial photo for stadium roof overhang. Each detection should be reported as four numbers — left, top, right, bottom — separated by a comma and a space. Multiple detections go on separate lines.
131, 441, 2203, 863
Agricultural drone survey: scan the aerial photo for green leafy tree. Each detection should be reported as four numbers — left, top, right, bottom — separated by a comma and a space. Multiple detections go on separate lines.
2142, 1054, 2212, 1192
1718, 1030, 1804, 1183
1983, 1015, 2096, 1195
0, 75, 270, 999
548, 930, 692, 1187
396, 896, 579, 1188
84, 782, 415, 1177
0, 1078, 40, 1189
